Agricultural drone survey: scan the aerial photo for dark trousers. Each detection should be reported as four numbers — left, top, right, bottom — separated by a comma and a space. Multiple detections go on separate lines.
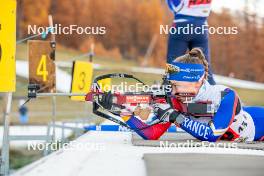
166, 22, 216, 85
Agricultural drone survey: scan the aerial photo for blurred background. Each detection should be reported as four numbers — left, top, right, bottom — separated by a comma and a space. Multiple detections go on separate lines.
1, 0, 264, 171
16, 0, 264, 82
12, 0, 264, 124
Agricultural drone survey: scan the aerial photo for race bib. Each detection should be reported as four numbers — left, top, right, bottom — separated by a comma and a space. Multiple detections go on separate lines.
229, 111, 255, 141
177, 0, 212, 17
189, 0, 212, 7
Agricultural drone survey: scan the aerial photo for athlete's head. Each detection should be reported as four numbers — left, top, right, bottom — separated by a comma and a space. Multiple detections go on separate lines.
166, 48, 208, 102
173, 48, 209, 79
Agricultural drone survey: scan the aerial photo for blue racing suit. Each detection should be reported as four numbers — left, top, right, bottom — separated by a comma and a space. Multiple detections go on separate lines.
179, 81, 264, 142
122, 81, 264, 142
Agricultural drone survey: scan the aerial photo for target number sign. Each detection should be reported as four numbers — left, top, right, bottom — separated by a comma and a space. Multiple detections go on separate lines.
0, 0, 16, 92
71, 61, 93, 101
28, 40, 56, 93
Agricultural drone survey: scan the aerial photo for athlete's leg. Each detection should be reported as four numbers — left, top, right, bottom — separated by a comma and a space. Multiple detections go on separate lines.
243, 106, 264, 141
166, 24, 189, 63
189, 26, 216, 85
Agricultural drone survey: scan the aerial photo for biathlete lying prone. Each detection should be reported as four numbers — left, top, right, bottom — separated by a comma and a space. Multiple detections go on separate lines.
99, 48, 264, 142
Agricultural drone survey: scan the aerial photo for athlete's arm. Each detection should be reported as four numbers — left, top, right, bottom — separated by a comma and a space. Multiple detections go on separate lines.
98, 92, 171, 140
122, 115, 171, 140
178, 89, 239, 142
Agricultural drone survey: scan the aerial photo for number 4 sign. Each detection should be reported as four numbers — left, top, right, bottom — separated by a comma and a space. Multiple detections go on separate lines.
28, 40, 56, 93
37, 55, 49, 82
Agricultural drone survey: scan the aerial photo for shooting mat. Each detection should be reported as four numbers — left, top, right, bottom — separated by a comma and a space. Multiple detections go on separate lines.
143, 153, 264, 176
132, 132, 264, 150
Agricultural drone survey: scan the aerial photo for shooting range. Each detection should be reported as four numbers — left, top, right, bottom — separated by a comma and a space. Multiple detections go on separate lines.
1, 1, 264, 176
71, 61, 93, 101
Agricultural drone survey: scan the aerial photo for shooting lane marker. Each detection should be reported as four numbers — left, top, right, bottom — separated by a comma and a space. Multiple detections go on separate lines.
0, 0, 16, 92
28, 40, 56, 93
71, 61, 93, 101
27, 15, 57, 149
0, 0, 16, 175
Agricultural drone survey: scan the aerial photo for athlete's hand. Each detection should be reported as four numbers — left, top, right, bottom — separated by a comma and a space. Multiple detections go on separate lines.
99, 92, 124, 113
99, 92, 114, 110
153, 104, 185, 124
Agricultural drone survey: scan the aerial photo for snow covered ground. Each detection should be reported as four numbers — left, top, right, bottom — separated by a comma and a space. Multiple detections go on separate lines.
12, 130, 264, 176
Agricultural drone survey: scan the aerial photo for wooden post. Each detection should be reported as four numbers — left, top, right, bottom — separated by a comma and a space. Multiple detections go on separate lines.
89, 43, 95, 62
141, 35, 157, 67
48, 15, 57, 143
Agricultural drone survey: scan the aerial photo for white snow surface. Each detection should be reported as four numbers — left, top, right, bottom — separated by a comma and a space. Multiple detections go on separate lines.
13, 131, 264, 176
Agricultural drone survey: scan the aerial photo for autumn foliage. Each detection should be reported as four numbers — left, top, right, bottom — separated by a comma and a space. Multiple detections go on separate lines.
17, 0, 264, 82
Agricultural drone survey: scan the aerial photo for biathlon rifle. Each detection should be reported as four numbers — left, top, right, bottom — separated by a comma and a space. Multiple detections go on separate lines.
25, 73, 216, 131
84, 73, 170, 131
85, 73, 217, 131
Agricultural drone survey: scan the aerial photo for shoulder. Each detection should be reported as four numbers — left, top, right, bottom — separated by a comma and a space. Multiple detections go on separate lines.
196, 81, 235, 105
211, 84, 240, 101
211, 83, 229, 92
202, 80, 229, 94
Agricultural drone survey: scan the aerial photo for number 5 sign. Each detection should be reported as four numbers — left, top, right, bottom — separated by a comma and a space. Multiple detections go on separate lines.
28, 40, 56, 93
0, 0, 16, 92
